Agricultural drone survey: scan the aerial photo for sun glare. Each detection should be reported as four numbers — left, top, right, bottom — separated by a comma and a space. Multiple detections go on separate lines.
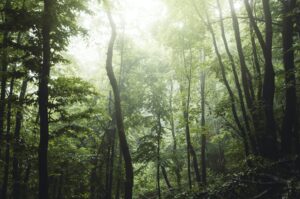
67, 0, 167, 80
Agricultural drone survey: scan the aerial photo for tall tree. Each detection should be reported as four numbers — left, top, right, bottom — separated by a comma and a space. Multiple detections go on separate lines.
200, 72, 206, 185
38, 0, 53, 198
105, 6, 134, 199
281, 0, 298, 155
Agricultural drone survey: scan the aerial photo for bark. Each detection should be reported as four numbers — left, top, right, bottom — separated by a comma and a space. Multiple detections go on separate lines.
12, 77, 28, 199
38, 0, 53, 198
200, 72, 206, 185
105, 10, 133, 199
1, 73, 15, 199
281, 0, 298, 155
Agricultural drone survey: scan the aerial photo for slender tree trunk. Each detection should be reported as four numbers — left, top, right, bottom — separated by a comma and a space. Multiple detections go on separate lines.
105, 131, 112, 199
281, 0, 298, 155
248, 0, 262, 100
169, 80, 181, 188
161, 166, 173, 190
38, 0, 53, 198
1, 74, 15, 199
180, 51, 201, 187
156, 115, 161, 199
200, 72, 206, 185
105, 10, 133, 199
12, 77, 28, 199
228, 0, 254, 114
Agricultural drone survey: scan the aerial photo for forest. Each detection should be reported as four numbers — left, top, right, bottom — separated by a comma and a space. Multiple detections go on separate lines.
0, 0, 300, 198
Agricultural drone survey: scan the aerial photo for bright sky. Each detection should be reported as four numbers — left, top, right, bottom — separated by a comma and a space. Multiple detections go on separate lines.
67, 0, 167, 81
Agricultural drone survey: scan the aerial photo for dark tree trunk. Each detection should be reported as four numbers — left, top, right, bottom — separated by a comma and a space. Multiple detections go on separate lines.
106, 92, 116, 199
38, 0, 53, 198
261, 0, 278, 159
281, 0, 298, 155
161, 166, 173, 190
1, 74, 15, 199
115, 145, 123, 199
105, 10, 133, 199
244, 0, 278, 159
200, 72, 206, 185
0, 0, 10, 155
12, 77, 28, 199
108, 128, 115, 199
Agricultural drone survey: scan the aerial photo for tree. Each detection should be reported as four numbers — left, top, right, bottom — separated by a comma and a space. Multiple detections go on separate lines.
105, 5, 134, 199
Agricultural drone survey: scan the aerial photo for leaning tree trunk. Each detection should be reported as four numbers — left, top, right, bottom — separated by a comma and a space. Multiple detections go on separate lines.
105, 10, 133, 199
38, 0, 52, 198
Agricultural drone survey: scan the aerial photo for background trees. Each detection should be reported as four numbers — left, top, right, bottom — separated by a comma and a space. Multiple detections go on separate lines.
1, 0, 300, 198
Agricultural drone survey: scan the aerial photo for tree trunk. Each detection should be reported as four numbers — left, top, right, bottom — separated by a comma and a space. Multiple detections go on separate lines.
181, 49, 201, 186
1, 73, 15, 199
105, 10, 133, 199
281, 0, 298, 155
161, 166, 173, 190
156, 115, 161, 199
200, 72, 206, 185
38, 0, 53, 198
261, 0, 278, 159
243, 0, 278, 159
12, 77, 28, 199
169, 80, 181, 188
0, 0, 10, 155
